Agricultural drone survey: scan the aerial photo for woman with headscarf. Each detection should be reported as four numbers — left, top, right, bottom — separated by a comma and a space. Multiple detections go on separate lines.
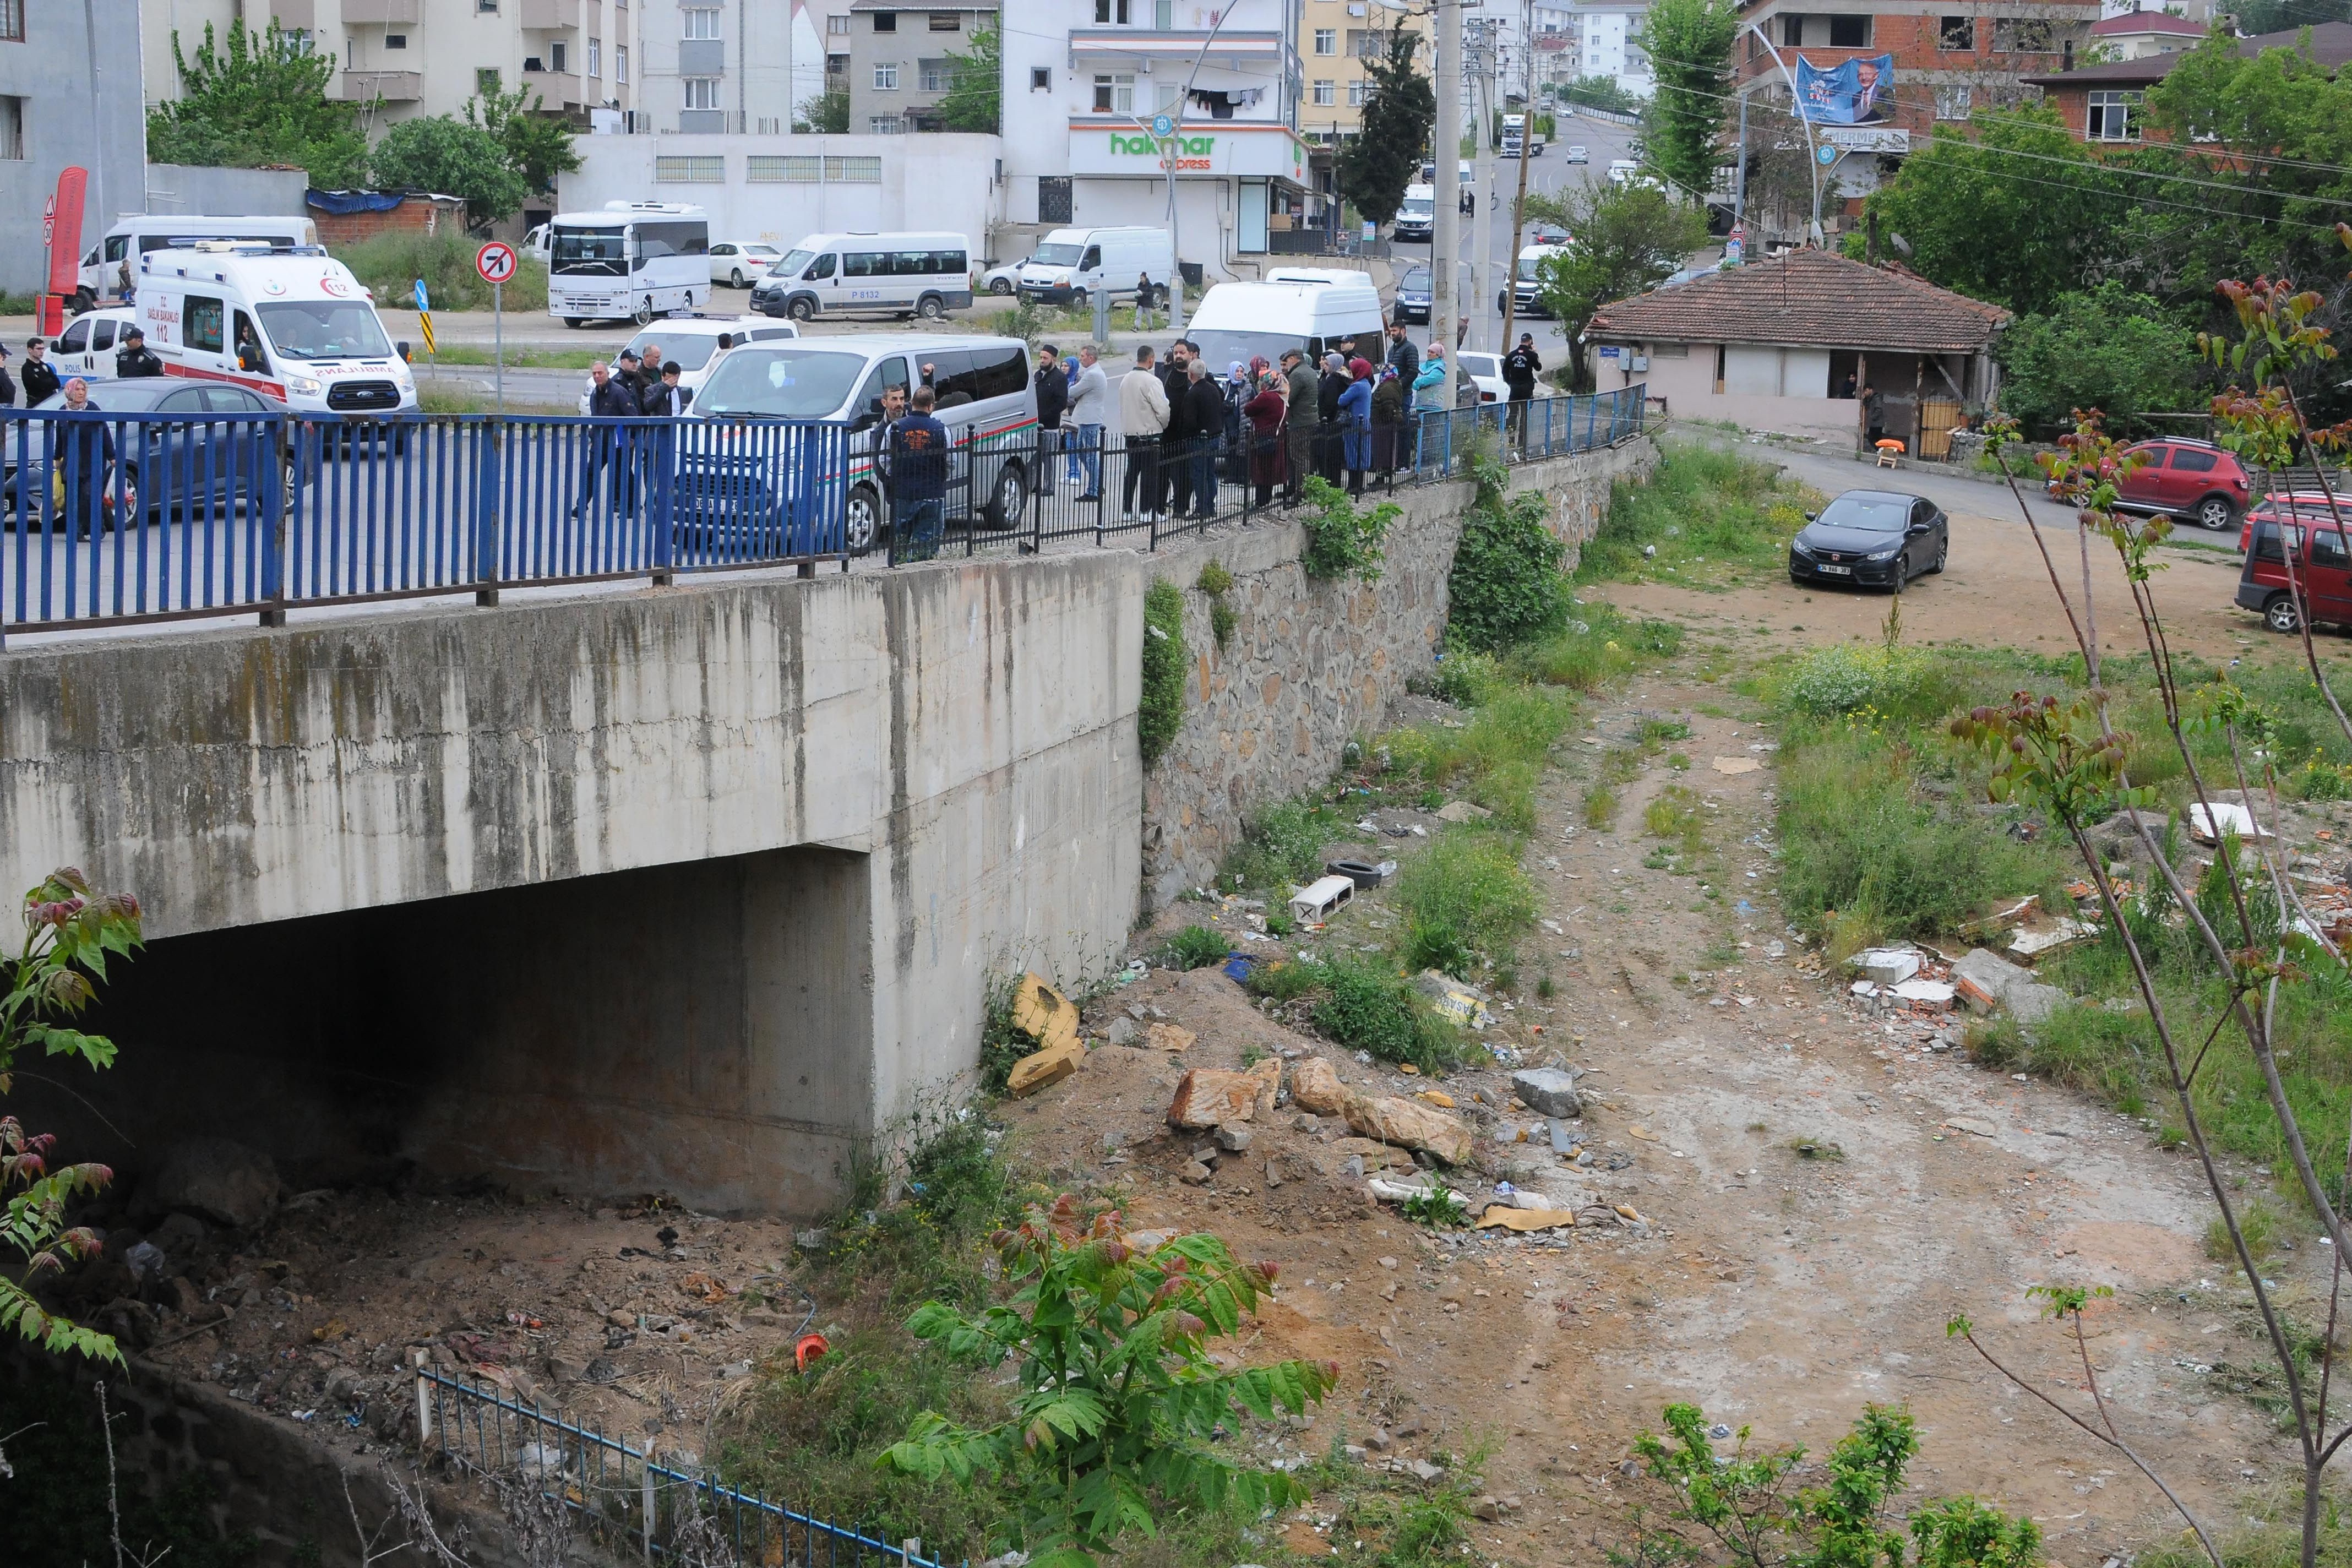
1223, 361, 1250, 482
1338, 357, 1374, 497
1244, 367, 1288, 509
1411, 343, 1451, 469
1371, 363, 1408, 489
1317, 351, 1349, 487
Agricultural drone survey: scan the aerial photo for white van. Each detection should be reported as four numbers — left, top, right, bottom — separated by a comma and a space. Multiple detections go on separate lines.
1394, 184, 1438, 242
749, 232, 975, 323
1184, 275, 1386, 372
1015, 227, 1173, 306
685, 333, 1035, 554
135, 243, 417, 417
570, 315, 800, 413
78, 215, 319, 308
548, 203, 710, 328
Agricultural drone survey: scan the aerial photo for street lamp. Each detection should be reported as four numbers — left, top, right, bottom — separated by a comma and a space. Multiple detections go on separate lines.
1156, 2, 1239, 333
1735, 20, 1825, 247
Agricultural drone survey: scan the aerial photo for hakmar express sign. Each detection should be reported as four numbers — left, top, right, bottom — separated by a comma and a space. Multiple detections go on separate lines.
1073, 121, 1309, 182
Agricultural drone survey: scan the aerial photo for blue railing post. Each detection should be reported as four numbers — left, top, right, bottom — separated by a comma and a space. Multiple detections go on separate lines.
475, 418, 504, 606
259, 415, 290, 627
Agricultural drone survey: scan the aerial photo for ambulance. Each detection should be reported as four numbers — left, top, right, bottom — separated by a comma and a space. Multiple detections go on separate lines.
133, 242, 418, 417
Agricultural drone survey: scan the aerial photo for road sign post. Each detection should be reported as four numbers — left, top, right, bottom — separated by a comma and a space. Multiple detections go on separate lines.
476, 242, 518, 418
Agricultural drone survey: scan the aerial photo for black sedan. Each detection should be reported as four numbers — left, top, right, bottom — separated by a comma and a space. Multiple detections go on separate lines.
1393, 265, 1431, 324
1788, 489, 1949, 589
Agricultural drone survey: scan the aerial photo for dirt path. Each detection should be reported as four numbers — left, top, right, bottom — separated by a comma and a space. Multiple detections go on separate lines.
1006, 675, 2303, 1565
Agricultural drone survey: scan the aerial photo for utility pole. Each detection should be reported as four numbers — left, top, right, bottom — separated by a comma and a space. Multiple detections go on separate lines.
1431, 0, 1462, 355
1501, 0, 1534, 350
1470, 14, 1495, 351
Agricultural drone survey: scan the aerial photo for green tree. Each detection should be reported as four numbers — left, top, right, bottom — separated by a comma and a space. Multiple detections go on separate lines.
936, 24, 1001, 132
1994, 283, 2202, 435
1529, 182, 1709, 387
883, 1197, 1335, 1568
463, 85, 580, 197
1340, 31, 1436, 228
1448, 445, 1567, 652
146, 19, 369, 188
370, 116, 532, 228
1639, 0, 1737, 196
1559, 75, 1643, 116
798, 84, 851, 134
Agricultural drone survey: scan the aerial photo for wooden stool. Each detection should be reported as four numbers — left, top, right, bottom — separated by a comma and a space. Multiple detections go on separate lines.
1874, 439, 1905, 469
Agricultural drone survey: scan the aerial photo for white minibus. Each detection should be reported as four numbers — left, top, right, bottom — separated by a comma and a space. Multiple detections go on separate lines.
78, 215, 319, 308
1184, 276, 1387, 372
548, 203, 710, 328
748, 233, 974, 322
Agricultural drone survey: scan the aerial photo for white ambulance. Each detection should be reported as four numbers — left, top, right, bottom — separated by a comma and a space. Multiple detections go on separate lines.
133, 243, 418, 417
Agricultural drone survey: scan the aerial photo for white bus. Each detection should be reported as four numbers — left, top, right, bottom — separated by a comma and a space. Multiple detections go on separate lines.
747, 232, 974, 322
78, 215, 319, 309
548, 202, 710, 329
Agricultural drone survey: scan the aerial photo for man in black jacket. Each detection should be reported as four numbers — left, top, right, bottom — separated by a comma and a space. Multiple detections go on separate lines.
1385, 321, 1420, 385
1317, 352, 1349, 485
572, 361, 640, 520
1179, 359, 1224, 520
1502, 333, 1542, 446
21, 338, 60, 406
1032, 344, 1068, 497
116, 328, 164, 378
1156, 341, 1194, 513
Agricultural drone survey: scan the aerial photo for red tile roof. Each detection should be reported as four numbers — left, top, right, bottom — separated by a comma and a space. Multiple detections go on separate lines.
2025, 19, 2352, 86
1586, 249, 2010, 351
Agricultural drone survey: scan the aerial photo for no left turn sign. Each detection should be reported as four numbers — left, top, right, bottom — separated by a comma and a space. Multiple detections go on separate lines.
475, 241, 519, 284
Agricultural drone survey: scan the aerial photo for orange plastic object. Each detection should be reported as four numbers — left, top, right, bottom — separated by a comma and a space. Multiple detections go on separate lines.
794, 1332, 829, 1373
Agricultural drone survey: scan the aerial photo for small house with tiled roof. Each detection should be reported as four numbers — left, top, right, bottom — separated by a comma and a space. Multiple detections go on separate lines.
1585, 249, 2011, 454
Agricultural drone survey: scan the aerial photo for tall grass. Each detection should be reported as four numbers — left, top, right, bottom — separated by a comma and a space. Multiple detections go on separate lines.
339, 230, 549, 313
1575, 443, 1820, 586
1394, 829, 1539, 977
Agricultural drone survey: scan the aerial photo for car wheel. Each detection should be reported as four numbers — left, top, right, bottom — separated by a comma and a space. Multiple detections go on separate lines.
1069, 288, 1088, 311
563, 316, 589, 330
845, 482, 884, 557
787, 297, 815, 322
917, 294, 946, 321
2267, 593, 2304, 634
2198, 494, 2236, 532
1929, 535, 1948, 574
730, 269, 746, 288
982, 461, 1027, 529
633, 298, 655, 325
990, 277, 1014, 295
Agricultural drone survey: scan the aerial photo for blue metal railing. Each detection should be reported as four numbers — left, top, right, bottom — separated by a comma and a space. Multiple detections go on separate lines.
0, 388, 1644, 641
418, 1366, 965, 1566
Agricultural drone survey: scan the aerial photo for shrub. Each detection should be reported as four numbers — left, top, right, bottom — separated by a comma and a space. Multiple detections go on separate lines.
340, 230, 550, 313
1161, 924, 1231, 971
1139, 578, 1188, 764
1394, 829, 1538, 977
1299, 477, 1397, 581
1243, 957, 1320, 1003
1222, 797, 1336, 891
1311, 953, 1473, 1074
1781, 643, 1934, 718
1447, 469, 1568, 652
1195, 560, 1234, 597
977, 971, 1030, 1092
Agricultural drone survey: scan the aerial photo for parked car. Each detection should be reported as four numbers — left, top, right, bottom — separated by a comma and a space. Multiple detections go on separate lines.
981, 256, 1030, 295
49, 307, 141, 382
708, 242, 785, 288
1565, 144, 1590, 163
2089, 437, 2250, 531
2239, 492, 2339, 553
1458, 351, 1506, 404
2239, 510, 2352, 633
1392, 264, 1432, 325
2, 376, 288, 531
1788, 489, 1950, 589
571, 317, 799, 413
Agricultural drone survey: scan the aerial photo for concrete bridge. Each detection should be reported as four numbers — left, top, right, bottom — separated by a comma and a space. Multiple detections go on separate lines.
0, 437, 1651, 1215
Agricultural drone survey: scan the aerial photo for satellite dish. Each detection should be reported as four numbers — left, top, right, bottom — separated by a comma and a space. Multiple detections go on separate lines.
1890, 233, 1914, 258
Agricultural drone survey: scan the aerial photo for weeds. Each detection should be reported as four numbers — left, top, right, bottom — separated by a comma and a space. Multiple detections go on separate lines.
1583, 785, 1620, 829
1222, 797, 1342, 892
1311, 952, 1476, 1074
341, 231, 549, 313
1300, 477, 1398, 582
1140, 579, 1189, 765
1393, 830, 1538, 978
1401, 1185, 1469, 1228
1576, 444, 1820, 586
1160, 924, 1232, 971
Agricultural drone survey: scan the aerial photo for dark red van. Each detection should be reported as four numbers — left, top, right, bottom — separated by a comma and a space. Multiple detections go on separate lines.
2237, 515, 2352, 633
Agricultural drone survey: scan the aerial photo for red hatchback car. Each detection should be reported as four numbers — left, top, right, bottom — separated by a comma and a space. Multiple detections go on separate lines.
2110, 438, 2251, 532
2237, 514, 2352, 633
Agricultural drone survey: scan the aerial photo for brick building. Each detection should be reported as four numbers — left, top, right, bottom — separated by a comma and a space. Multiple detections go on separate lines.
2023, 21, 2352, 143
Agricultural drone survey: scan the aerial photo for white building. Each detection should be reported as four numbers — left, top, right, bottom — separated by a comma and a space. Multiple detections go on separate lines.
997, 0, 1312, 279
1571, 3, 1653, 98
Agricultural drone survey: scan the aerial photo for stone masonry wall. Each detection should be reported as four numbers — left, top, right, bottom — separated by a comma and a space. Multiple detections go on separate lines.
1140, 437, 1657, 909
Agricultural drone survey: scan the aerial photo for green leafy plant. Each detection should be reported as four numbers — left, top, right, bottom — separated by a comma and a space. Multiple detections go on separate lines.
1394, 830, 1538, 978
1447, 445, 1570, 654
1195, 560, 1238, 650
1400, 1185, 1468, 1228
1159, 925, 1231, 972
1309, 953, 1472, 1075
883, 1197, 1337, 1567
145, 19, 371, 188
3, 869, 144, 1364
464, 84, 580, 197
1220, 798, 1335, 892
1336, 31, 1435, 227
1298, 477, 1397, 582
934, 23, 1001, 132
1194, 560, 1233, 597
369, 115, 532, 227
1139, 579, 1188, 765
978, 971, 1032, 1093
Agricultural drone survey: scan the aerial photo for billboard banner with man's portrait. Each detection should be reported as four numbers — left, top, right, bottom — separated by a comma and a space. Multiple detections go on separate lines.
1794, 53, 1893, 123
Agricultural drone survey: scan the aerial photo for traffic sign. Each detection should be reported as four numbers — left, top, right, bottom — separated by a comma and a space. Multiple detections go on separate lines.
418, 311, 437, 354
1150, 112, 1175, 138
1815, 142, 1838, 166
475, 241, 519, 284
413, 278, 430, 311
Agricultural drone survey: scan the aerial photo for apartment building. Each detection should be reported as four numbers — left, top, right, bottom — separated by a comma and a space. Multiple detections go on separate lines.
1296, 1, 1435, 144
842, 0, 997, 134
638, 0, 796, 133
1572, 3, 1654, 96
2023, 20, 2352, 141
997, 0, 1310, 273
4, 0, 146, 292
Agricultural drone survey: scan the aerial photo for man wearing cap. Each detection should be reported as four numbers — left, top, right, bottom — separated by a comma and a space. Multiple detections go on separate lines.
115, 327, 164, 378
1281, 349, 1316, 507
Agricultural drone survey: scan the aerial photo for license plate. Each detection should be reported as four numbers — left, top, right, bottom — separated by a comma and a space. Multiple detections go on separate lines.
1818, 563, 1852, 575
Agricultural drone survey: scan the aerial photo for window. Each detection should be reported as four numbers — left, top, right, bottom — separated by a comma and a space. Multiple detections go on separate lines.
478, 0, 497, 10
1312, 78, 1335, 106
588, 37, 600, 76
1092, 72, 1134, 112
476, 67, 502, 94
1935, 84, 1971, 119
2171, 447, 2218, 473
1038, 174, 1074, 223
1994, 17, 2055, 51
1827, 15, 1869, 47
870, 114, 906, 132
655, 155, 725, 181
874, 62, 898, 89
1348, 78, 1368, 107
0, 0, 21, 41
872, 10, 896, 30
682, 7, 718, 39
549, 39, 567, 71
2316, 529, 2350, 568
826, 155, 883, 181
929, 12, 959, 28
385, 31, 408, 47
922, 59, 949, 92
1938, 15, 1974, 50
829, 14, 849, 32
1031, 66, 1050, 90
684, 77, 720, 108
1095, 0, 1130, 20
186, 296, 226, 355
1314, 27, 1337, 53
748, 154, 822, 181
617, 45, 628, 81
2087, 89, 2137, 140
1780, 14, 1802, 45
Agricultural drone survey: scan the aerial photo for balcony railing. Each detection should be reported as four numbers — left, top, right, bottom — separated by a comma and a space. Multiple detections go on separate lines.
339, 69, 423, 101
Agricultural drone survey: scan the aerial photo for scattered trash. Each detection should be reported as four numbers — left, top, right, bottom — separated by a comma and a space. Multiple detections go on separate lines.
1327, 859, 1390, 890
2189, 801, 2272, 843
1416, 971, 1493, 1030
1289, 874, 1357, 925
1474, 1205, 1577, 1233
1943, 1116, 1999, 1139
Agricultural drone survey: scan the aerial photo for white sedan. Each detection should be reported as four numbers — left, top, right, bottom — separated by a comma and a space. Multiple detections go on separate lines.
708, 243, 784, 288
980, 257, 1029, 295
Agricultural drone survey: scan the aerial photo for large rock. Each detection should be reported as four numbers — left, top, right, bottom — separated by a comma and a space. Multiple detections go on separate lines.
1510, 1068, 1582, 1119
144, 1138, 279, 1230
1289, 1056, 1346, 1115
1008, 1035, 1086, 1097
1166, 1058, 1281, 1130
1341, 1092, 1474, 1165
1952, 947, 2066, 1026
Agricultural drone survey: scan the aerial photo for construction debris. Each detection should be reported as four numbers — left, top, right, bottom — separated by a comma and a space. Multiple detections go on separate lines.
1341, 1091, 1475, 1164
1951, 947, 2067, 1026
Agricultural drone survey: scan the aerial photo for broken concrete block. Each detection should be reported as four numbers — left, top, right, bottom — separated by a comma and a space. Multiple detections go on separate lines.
1178, 1161, 1212, 1185
1213, 1124, 1255, 1153
2190, 801, 2271, 844
1008, 1035, 1086, 1097
1890, 978, 1956, 1010
1434, 799, 1494, 823
1952, 947, 2066, 1026
1341, 1091, 1474, 1165
1104, 1016, 1142, 1048
1510, 1067, 1583, 1119
2007, 917, 2094, 963
1288, 1055, 1347, 1115
1145, 1021, 1196, 1053
1849, 947, 1921, 986
1012, 973, 1081, 1053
